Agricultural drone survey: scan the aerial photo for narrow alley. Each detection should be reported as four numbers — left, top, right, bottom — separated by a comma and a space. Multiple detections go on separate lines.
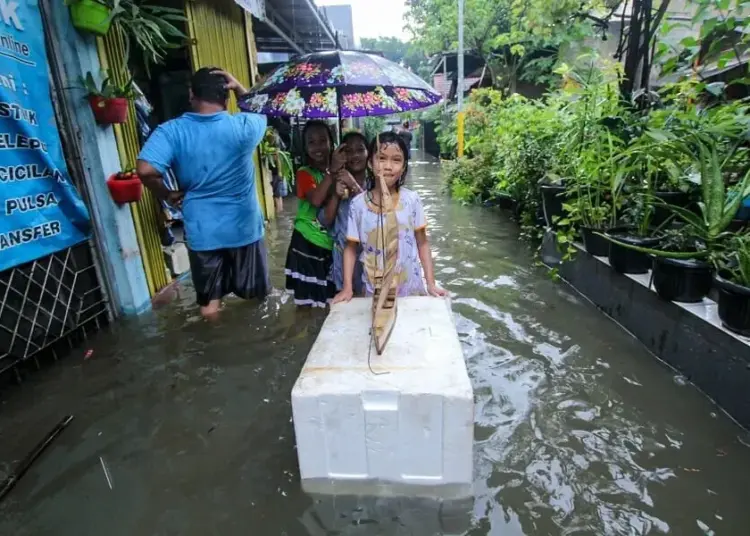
1, 155, 749, 535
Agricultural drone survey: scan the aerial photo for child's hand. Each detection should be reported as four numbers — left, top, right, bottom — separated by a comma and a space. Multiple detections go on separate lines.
335, 180, 349, 198
332, 288, 353, 304
337, 170, 363, 194
427, 283, 448, 298
330, 145, 348, 174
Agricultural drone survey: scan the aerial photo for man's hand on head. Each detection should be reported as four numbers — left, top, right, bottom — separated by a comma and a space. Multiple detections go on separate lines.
212, 70, 248, 97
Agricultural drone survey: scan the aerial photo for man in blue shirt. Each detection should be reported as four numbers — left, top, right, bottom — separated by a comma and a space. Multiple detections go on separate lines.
137, 68, 268, 318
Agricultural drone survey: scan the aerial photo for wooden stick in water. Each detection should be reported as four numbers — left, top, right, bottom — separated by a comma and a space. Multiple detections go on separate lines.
0, 415, 74, 502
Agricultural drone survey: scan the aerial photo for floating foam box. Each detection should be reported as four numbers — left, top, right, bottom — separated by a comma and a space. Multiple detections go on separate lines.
163, 242, 190, 276
291, 296, 474, 495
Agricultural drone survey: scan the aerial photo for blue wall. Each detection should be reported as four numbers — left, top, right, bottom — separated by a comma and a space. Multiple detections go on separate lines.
46, 1, 151, 316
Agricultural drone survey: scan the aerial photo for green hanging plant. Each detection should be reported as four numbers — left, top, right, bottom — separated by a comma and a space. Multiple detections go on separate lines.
66, 0, 187, 71
112, 0, 187, 71
260, 128, 294, 190
80, 70, 136, 100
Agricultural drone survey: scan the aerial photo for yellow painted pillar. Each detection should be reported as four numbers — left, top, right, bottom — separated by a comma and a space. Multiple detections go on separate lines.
97, 30, 171, 296
457, 111, 465, 158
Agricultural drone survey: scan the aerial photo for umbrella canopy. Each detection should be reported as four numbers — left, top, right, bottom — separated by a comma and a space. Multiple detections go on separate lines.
239, 50, 441, 118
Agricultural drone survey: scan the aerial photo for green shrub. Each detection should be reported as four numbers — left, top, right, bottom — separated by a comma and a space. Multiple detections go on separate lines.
444, 155, 495, 204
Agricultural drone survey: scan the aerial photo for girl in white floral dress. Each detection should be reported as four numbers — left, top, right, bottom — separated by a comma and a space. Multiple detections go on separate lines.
333, 132, 446, 303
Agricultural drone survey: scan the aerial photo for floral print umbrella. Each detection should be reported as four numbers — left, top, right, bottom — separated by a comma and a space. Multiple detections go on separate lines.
239, 50, 441, 118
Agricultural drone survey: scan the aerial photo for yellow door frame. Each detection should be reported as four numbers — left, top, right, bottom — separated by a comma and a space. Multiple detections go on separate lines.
96, 29, 171, 297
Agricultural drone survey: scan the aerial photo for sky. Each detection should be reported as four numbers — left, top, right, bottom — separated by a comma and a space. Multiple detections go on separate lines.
316, 0, 410, 42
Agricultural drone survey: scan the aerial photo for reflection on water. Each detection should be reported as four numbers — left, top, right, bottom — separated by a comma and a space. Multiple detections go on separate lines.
1, 154, 750, 535
301, 496, 472, 536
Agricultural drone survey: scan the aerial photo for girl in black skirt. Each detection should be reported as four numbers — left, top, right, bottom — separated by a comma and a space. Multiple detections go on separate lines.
284, 121, 345, 307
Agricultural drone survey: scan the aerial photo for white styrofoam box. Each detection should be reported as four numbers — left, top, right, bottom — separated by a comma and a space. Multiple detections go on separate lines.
291, 296, 474, 492
163, 243, 190, 276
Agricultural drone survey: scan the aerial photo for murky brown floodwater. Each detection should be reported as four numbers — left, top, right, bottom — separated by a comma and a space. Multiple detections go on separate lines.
2, 153, 750, 535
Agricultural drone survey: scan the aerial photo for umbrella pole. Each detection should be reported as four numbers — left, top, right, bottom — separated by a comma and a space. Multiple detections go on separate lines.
337, 89, 342, 145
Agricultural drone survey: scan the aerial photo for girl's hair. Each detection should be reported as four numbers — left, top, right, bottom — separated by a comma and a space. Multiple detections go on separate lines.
301, 120, 335, 165
341, 130, 368, 149
367, 131, 410, 191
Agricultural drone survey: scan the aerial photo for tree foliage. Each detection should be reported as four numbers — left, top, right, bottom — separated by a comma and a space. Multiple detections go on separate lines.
404, 0, 614, 90
359, 37, 430, 78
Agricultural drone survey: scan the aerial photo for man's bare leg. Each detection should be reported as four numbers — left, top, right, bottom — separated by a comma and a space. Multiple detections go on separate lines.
274, 197, 283, 212
200, 299, 221, 319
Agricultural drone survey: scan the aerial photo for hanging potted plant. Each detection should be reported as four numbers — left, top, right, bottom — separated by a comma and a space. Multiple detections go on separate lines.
65, 0, 117, 36
107, 167, 143, 205
81, 71, 135, 125
260, 127, 294, 196
67, 0, 187, 74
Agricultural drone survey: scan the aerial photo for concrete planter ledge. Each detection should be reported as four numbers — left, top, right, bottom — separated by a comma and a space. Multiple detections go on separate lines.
548, 237, 750, 429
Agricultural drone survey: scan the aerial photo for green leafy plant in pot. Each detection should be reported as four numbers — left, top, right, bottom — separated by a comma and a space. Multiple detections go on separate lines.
603, 141, 750, 303
601, 125, 678, 274
644, 81, 750, 226
67, 1, 187, 74
544, 57, 621, 231
715, 234, 750, 336
81, 70, 135, 125
558, 131, 626, 257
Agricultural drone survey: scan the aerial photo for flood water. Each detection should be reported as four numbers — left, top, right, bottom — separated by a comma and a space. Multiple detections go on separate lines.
2, 153, 750, 535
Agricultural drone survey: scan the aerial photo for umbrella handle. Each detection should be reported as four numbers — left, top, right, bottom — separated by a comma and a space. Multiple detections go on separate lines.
337, 88, 342, 145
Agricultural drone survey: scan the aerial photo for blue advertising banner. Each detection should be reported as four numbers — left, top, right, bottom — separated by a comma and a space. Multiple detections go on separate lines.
0, 0, 91, 272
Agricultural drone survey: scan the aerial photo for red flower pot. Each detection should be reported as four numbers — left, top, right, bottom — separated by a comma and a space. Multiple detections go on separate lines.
107, 174, 143, 204
88, 96, 129, 125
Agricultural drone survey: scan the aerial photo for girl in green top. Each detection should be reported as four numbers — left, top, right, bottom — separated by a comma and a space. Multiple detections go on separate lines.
284, 121, 346, 307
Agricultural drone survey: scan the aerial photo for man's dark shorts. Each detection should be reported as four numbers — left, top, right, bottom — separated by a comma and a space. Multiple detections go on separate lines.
188, 239, 270, 307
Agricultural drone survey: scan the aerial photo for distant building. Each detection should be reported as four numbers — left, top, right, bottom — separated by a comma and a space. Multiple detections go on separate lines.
320, 4, 356, 49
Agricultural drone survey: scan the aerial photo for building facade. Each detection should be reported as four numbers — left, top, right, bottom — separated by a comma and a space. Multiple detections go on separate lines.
0, 0, 336, 376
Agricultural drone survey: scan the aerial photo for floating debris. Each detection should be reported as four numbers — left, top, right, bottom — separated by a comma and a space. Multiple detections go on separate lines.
0, 415, 74, 502
99, 457, 113, 490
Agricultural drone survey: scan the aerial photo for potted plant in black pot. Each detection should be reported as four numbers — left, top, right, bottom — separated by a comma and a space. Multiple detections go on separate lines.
542, 58, 617, 230
540, 177, 567, 228
560, 131, 625, 256
604, 190, 663, 274
603, 141, 750, 302
600, 125, 680, 274
715, 234, 750, 335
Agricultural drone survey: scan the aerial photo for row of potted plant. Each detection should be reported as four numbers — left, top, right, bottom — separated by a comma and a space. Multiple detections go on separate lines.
442, 61, 750, 337
542, 137, 750, 335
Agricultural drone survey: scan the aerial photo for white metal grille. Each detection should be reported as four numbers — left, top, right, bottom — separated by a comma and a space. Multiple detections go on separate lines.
0, 242, 109, 375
